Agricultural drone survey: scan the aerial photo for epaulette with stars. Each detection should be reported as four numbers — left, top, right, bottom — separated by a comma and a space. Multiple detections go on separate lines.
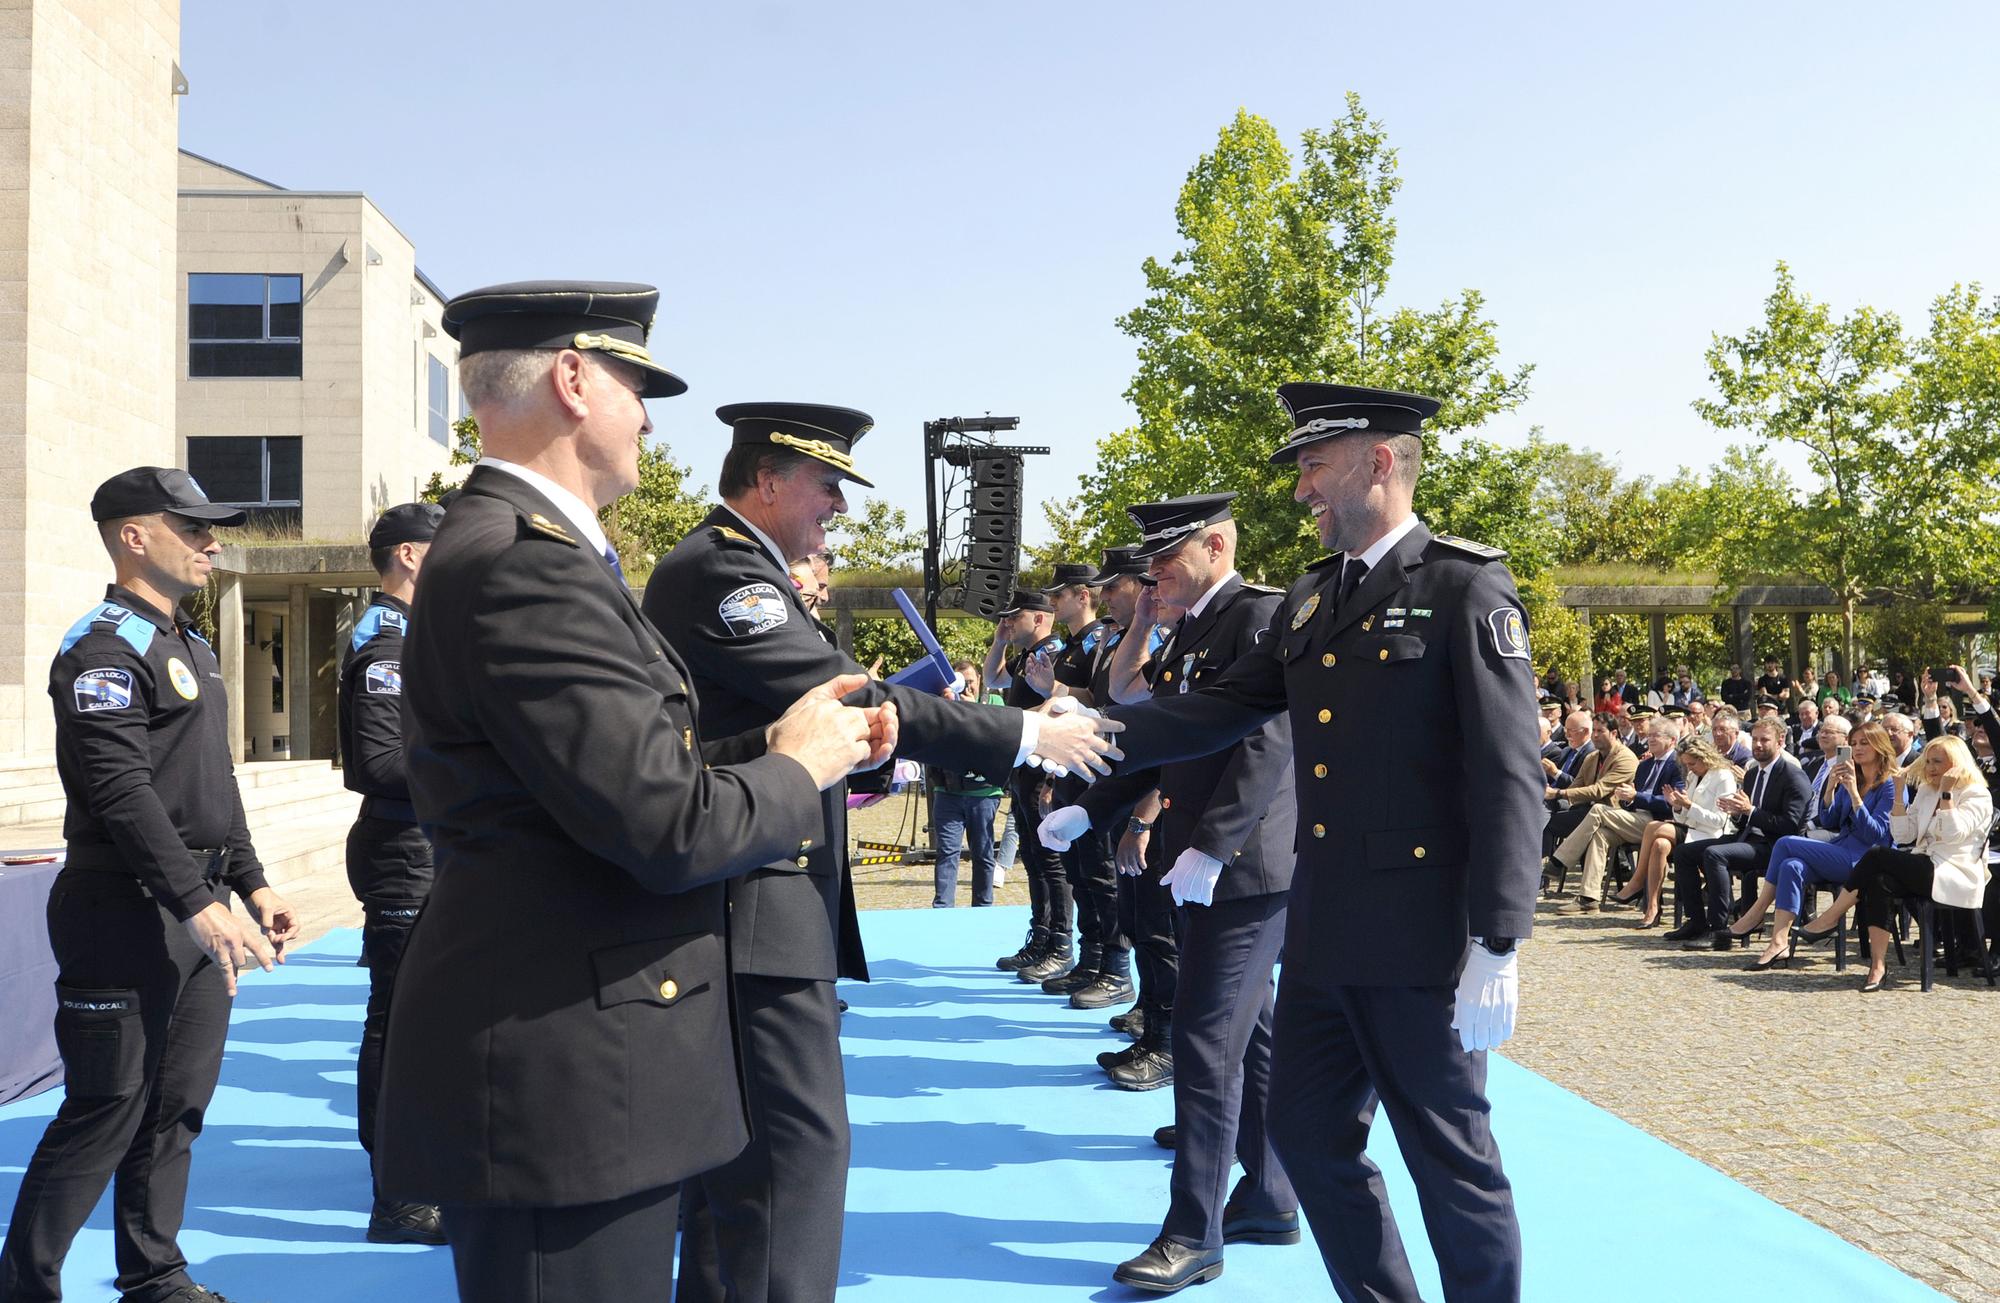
710, 524, 760, 550
520, 512, 578, 546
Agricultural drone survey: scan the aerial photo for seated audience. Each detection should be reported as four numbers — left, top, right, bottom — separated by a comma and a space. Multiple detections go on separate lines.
1669, 718, 1810, 950
1791, 698, 1821, 758
1756, 658, 1791, 708
1738, 720, 1898, 969
1710, 708, 1752, 767
1594, 675, 1625, 717
1613, 668, 1642, 710
1818, 670, 1852, 710
1626, 735, 1740, 928
1883, 711, 1920, 767
1645, 674, 1672, 711
1797, 665, 1821, 704
1544, 712, 1634, 862
1547, 716, 1681, 914
1854, 734, 1994, 992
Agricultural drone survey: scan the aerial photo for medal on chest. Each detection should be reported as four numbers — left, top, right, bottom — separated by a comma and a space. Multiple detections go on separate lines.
1291, 592, 1320, 631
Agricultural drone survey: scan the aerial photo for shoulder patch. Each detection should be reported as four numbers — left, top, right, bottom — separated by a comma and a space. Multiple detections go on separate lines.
60, 603, 155, 657
350, 605, 408, 653
522, 512, 578, 545
712, 525, 758, 548
719, 583, 790, 636
72, 667, 135, 712
1433, 534, 1508, 562
1485, 606, 1531, 661
364, 660, 403, 695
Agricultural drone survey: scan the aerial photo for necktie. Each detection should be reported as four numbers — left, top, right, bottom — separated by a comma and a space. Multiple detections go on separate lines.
1338, 558, 1368, 617
1751, 765, 1769, 809
603, 545, 626, 585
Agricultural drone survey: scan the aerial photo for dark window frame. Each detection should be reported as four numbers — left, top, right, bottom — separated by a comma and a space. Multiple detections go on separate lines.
188, 273, 304, 379
185, 435, 304, 508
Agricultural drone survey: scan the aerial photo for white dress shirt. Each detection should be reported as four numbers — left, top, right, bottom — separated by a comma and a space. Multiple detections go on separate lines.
476, 458, 612, 559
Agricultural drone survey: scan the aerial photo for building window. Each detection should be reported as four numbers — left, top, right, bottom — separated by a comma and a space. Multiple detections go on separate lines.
185, 436, 303, 534
189, 273, 303, 377
427, 355, 450, 444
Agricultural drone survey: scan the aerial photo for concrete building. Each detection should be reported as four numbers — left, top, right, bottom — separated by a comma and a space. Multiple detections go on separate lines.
177, 150, 456, 761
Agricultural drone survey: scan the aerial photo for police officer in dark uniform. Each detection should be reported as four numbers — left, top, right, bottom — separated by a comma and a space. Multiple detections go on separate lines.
335, 500, 445, 1246
641, 402, 1120, 1303
1046, 384, 1542, 1302
1, 467, 298, 1303
1032, 563, 1134, 1006
983, 588, 1079, 980
1065, 494, 1302, 1288
374, 283, 893, 1303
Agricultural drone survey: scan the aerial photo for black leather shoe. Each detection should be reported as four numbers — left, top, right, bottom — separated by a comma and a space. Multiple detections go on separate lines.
997, 932, 1045, 970
368, 1198, 447, 1245
1113, 1237, 1224, 1293
142, 1288, 240, 1303
1071, 973, 1135, 1010
1153, 1124, 1177, 1149
1107, 1048, 1174, 1091
1019, 948, 1075, 983
1110, 1007, 1146, 1039
1662, 921, 1701, 942
1221, 1205, 1301, 1245
1707, 932, 1734, 952
1677, 930, 1716, 951
1043, 962, 1099, 995
1099, 1043, 1141, 1071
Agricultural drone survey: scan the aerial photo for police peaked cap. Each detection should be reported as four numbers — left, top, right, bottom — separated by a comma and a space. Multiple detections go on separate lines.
1271, 382, 1442, 464
91, 466, 246, 526
1126, 492, 1237, 561
717, 401, 876, 488
1041, 563, 1101, 593
368, 501, 446, 549
442, 280, 688, 399
1088, 546, 1155, 586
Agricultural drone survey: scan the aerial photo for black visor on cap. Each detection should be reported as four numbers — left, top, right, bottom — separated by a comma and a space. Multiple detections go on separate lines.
717, 401, 876, 488
90, 466, 247, 526
368, 502, 446, 549
1270, 382, 1442, 465
443, 280, 688, 399
1125, 492, 1237, 561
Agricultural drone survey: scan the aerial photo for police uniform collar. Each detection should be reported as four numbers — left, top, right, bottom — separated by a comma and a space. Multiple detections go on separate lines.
715, 505, 791, 576
103, 584, 179, 634
1184, 570, 1241, 622
1346, 514, 1422, 572
1027, 632, 1063, 657
371, 592, 412, 616
473, 458, 610, 558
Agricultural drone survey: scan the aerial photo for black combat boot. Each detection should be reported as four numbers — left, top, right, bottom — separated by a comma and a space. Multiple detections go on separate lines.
1018, 934, 1076, 984
1071, 945, 1134, 1009
1106, 1016, 1173, 1091
1043, 943, 1102, 994
997, 925, 1047, 971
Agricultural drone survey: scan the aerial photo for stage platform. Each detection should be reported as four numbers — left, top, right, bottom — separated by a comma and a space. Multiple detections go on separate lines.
0, 905, 1944, 1301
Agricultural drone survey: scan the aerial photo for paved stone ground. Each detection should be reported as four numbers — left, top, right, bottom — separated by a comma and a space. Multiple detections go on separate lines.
275, 786, 1996, 1300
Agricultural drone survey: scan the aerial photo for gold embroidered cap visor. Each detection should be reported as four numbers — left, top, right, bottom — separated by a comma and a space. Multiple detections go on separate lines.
441, 280, 689, 399
716, 401, 876, 488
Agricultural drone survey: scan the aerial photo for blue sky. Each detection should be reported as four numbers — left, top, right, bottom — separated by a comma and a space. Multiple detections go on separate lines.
180, 1, 2000, 543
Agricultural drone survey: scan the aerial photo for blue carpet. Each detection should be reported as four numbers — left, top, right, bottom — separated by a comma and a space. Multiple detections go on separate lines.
0, 905, 1943, 1301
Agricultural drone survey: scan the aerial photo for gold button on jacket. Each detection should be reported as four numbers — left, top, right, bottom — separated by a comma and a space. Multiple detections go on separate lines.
1312, 823, 1326, 838
658, 979, 679, 1001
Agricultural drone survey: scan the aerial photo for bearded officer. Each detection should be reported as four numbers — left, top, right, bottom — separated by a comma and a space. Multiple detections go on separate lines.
1, 468, 298, 1303
375, 284, 893, 1302
336, 500, 446, 1246
1044, 383, 1541, 1302
641, 401, 1123, 1303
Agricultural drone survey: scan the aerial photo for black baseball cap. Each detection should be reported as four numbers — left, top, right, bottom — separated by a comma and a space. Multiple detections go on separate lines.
998, 589, 1055, 616
1040, 562, 1101, 594
368, 502, 446, 549
91, 467, 246, 526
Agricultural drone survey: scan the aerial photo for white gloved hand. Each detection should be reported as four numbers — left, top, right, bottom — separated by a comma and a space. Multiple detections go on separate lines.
1043, 696, 1100, 720
1162, 848, 1225, 906
1038, 805, 1091, 852
1451, 941, 1519, 1053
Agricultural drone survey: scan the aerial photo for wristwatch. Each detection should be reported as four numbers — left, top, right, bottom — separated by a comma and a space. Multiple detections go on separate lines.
1127, 818, 1154, 834
1478, 937, 1517, 956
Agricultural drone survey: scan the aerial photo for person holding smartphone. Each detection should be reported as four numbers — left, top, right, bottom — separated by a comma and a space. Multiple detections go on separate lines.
1852, 735, 1994, 990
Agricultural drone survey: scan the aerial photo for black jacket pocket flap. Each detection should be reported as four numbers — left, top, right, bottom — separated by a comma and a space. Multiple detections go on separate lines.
591, 931, 717, 1010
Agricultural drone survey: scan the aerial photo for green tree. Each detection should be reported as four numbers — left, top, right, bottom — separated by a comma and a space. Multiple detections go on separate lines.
1080, 99, 1533, 584
1022, 495, 1102, 576
826, 498, 923, 574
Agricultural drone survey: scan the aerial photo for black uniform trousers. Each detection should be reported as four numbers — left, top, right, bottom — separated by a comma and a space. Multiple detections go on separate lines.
1667, 837, 1729, 931
1163, 892, 1295, 1251
1063, 827, 1128, 965
0, 874, 229, 1303
343, 816, 431, 1186
444, 1182, 679, 1303
1267, 979, 1520, 1303
1009, 773, 1073, 944
675, 976, 848, 1303
1119, 841, 1179, 1020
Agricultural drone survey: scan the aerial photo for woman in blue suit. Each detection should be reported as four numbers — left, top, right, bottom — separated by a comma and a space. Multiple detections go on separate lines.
1737, 720, 1899, 970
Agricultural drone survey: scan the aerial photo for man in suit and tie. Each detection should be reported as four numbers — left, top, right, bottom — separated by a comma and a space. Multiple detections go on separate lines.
376, 282, 892, 1301
642, 403, 1123, 1303
1668, 716, 1811, 950
1063, 493, 1301, 1289
1542, 713, 1634, 893
1541, 710, 1596, 859
1044, 382, 1542, 1302
1545, 714, 1681, 913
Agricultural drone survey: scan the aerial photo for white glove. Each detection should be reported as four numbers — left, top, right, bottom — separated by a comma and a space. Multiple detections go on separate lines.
1451, 941, 1519, 1053
1162, 848, 1225, 907
1038, 805, 1091, 852
1043, 696, 1100, 720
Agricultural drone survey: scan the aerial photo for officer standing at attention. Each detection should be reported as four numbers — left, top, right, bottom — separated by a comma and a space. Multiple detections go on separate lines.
1045, 383, 1543, 1302
0, 467, 298, 1303
641, 401, 1122, 1303
1060, 493, 1303, 1290
983, 588, 1078, 980
335, 500, 446, 1246
374, 284, 893, 1303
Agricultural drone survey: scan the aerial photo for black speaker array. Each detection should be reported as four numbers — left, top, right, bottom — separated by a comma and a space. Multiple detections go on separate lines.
960, 455, 1025, 618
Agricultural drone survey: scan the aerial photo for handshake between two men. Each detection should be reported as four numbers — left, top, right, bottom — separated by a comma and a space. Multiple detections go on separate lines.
765, 674, 1127, 792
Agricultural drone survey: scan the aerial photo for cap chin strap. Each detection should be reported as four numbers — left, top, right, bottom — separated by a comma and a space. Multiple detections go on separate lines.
769, 432, 860, 476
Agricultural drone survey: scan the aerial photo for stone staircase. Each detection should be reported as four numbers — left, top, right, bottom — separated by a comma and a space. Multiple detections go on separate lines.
0, 758, 364, 940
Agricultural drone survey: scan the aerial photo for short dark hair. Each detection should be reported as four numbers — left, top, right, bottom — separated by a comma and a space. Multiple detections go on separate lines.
719, 445, 813, 498
369, 545, 397, 576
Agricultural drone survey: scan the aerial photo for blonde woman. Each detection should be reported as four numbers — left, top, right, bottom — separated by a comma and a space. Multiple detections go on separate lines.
1628, 736, 1740, 927
1854, 734, 1995, 991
